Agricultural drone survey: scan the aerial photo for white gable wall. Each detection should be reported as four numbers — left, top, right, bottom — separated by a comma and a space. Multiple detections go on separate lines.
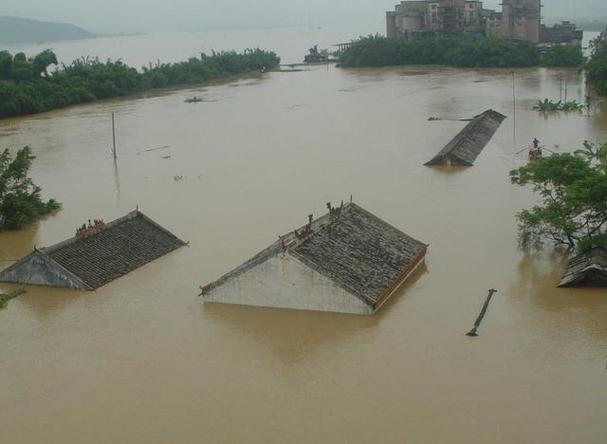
0, 252, 86, 289
202, 253, 373, 315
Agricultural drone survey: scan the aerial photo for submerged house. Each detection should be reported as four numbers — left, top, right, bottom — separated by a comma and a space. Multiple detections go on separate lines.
200, 202, 428, 315
425, 109, 506, 166
558, 248, 607, 288
0, 210, 186, 290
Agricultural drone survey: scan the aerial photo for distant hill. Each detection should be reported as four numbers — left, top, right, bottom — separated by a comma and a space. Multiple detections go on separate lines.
0, 16, 94, 44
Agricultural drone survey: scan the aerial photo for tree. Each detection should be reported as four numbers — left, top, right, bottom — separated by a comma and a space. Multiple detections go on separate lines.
0, 50, 12, 80
0, 146, 60, 230
510, 142, 607, 253
32, 49, 58, 78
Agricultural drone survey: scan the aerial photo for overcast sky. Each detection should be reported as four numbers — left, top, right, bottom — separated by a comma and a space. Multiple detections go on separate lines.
1, 1, 606, 34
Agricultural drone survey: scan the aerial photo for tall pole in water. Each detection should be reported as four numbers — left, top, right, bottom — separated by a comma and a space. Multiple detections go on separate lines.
111, 112, 117, 160
512, 71, 516, 145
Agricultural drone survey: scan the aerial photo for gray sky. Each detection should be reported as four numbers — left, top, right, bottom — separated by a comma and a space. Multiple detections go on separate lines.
1, 1, 606, 34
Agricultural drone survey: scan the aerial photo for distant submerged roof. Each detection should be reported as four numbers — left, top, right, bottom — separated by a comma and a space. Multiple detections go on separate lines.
0, 210, 186, 290
200, 202, 427, 314
558, 248, 607, 288
425, 109, 506, 166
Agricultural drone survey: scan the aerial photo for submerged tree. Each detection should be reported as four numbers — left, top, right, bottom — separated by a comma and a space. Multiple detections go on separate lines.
0, 146, 60, 230
585, 31, 607, 96
510, 142, 607, 252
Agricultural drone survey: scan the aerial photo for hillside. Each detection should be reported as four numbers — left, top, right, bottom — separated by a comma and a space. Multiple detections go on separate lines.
0, 16, 94, 44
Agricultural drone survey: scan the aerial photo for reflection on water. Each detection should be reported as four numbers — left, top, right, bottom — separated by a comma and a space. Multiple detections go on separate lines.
0, 32, 606, 444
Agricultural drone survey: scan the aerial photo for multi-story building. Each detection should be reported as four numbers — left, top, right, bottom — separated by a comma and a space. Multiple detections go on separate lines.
540, 21, 584, 47
500, 0, 542, 43
387, 0, 546, 44
386, 1, 483, 39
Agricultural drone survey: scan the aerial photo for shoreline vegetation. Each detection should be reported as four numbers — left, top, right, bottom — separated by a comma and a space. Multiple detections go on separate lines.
338, 34, 584, 68
0, 48, 280, 118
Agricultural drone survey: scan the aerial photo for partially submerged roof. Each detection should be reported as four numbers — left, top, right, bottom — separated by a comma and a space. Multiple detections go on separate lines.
425, 109, 506, 166
200, 203, 427, 313
558, 248, 607, 288
0, 210, 186, 290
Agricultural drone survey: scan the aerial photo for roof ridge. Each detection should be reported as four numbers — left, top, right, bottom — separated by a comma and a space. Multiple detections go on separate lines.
43, 210, 140, 254
136, 210, 187, 245
200, 201, 355, 295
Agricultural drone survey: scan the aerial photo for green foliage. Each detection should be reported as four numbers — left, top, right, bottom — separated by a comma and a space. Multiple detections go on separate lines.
0, 289, 26, 310
541, 45, 584, 67
0, 146, 61, 230
585, 31, 607, 96
533, 99, 586, 112
510, 141, 607, 252
339, 35, 542, 68
0, 48, 280, 117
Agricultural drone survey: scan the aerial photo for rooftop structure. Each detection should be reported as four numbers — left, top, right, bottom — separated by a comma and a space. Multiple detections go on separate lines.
558, 248, 607, 288
200, 202, 428, 315
0, 210, 186, 290
425, 109, 506, 166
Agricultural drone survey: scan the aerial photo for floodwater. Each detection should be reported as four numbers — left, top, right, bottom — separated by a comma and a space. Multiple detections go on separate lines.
1, 30, 607, 444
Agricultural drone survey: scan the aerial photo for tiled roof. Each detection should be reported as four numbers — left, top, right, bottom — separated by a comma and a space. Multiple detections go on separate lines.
0, 210, 186, 290
558, 248, 607, 288
200, 203, 427, 309
425, 109, 506, 166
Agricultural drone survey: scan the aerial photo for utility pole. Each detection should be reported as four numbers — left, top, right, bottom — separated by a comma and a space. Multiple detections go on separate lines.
111, 112, 117, 160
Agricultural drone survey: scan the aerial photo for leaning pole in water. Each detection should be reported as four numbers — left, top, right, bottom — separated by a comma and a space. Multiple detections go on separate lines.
466, 289, 498, 337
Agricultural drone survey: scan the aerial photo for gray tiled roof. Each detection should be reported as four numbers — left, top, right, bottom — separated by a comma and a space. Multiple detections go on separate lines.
425, 109, 506, 166
291, 204, 426, 306
0, 210, 186, 290
200, 203, 427, 308
558, 248, 607, 288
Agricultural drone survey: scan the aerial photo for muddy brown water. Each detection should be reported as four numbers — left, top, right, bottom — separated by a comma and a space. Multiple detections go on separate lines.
1, 33, 607, 443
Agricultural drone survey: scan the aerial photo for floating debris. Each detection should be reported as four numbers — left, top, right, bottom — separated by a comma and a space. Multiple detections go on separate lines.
425, 109, 507, 166
184, 97, 218, 104
144, 145, 171, 152
0, 210, 186, 290
200, 202, 428, 315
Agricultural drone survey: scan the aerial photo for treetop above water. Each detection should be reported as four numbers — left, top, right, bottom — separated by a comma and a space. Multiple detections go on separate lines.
338, 34, 585, 69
